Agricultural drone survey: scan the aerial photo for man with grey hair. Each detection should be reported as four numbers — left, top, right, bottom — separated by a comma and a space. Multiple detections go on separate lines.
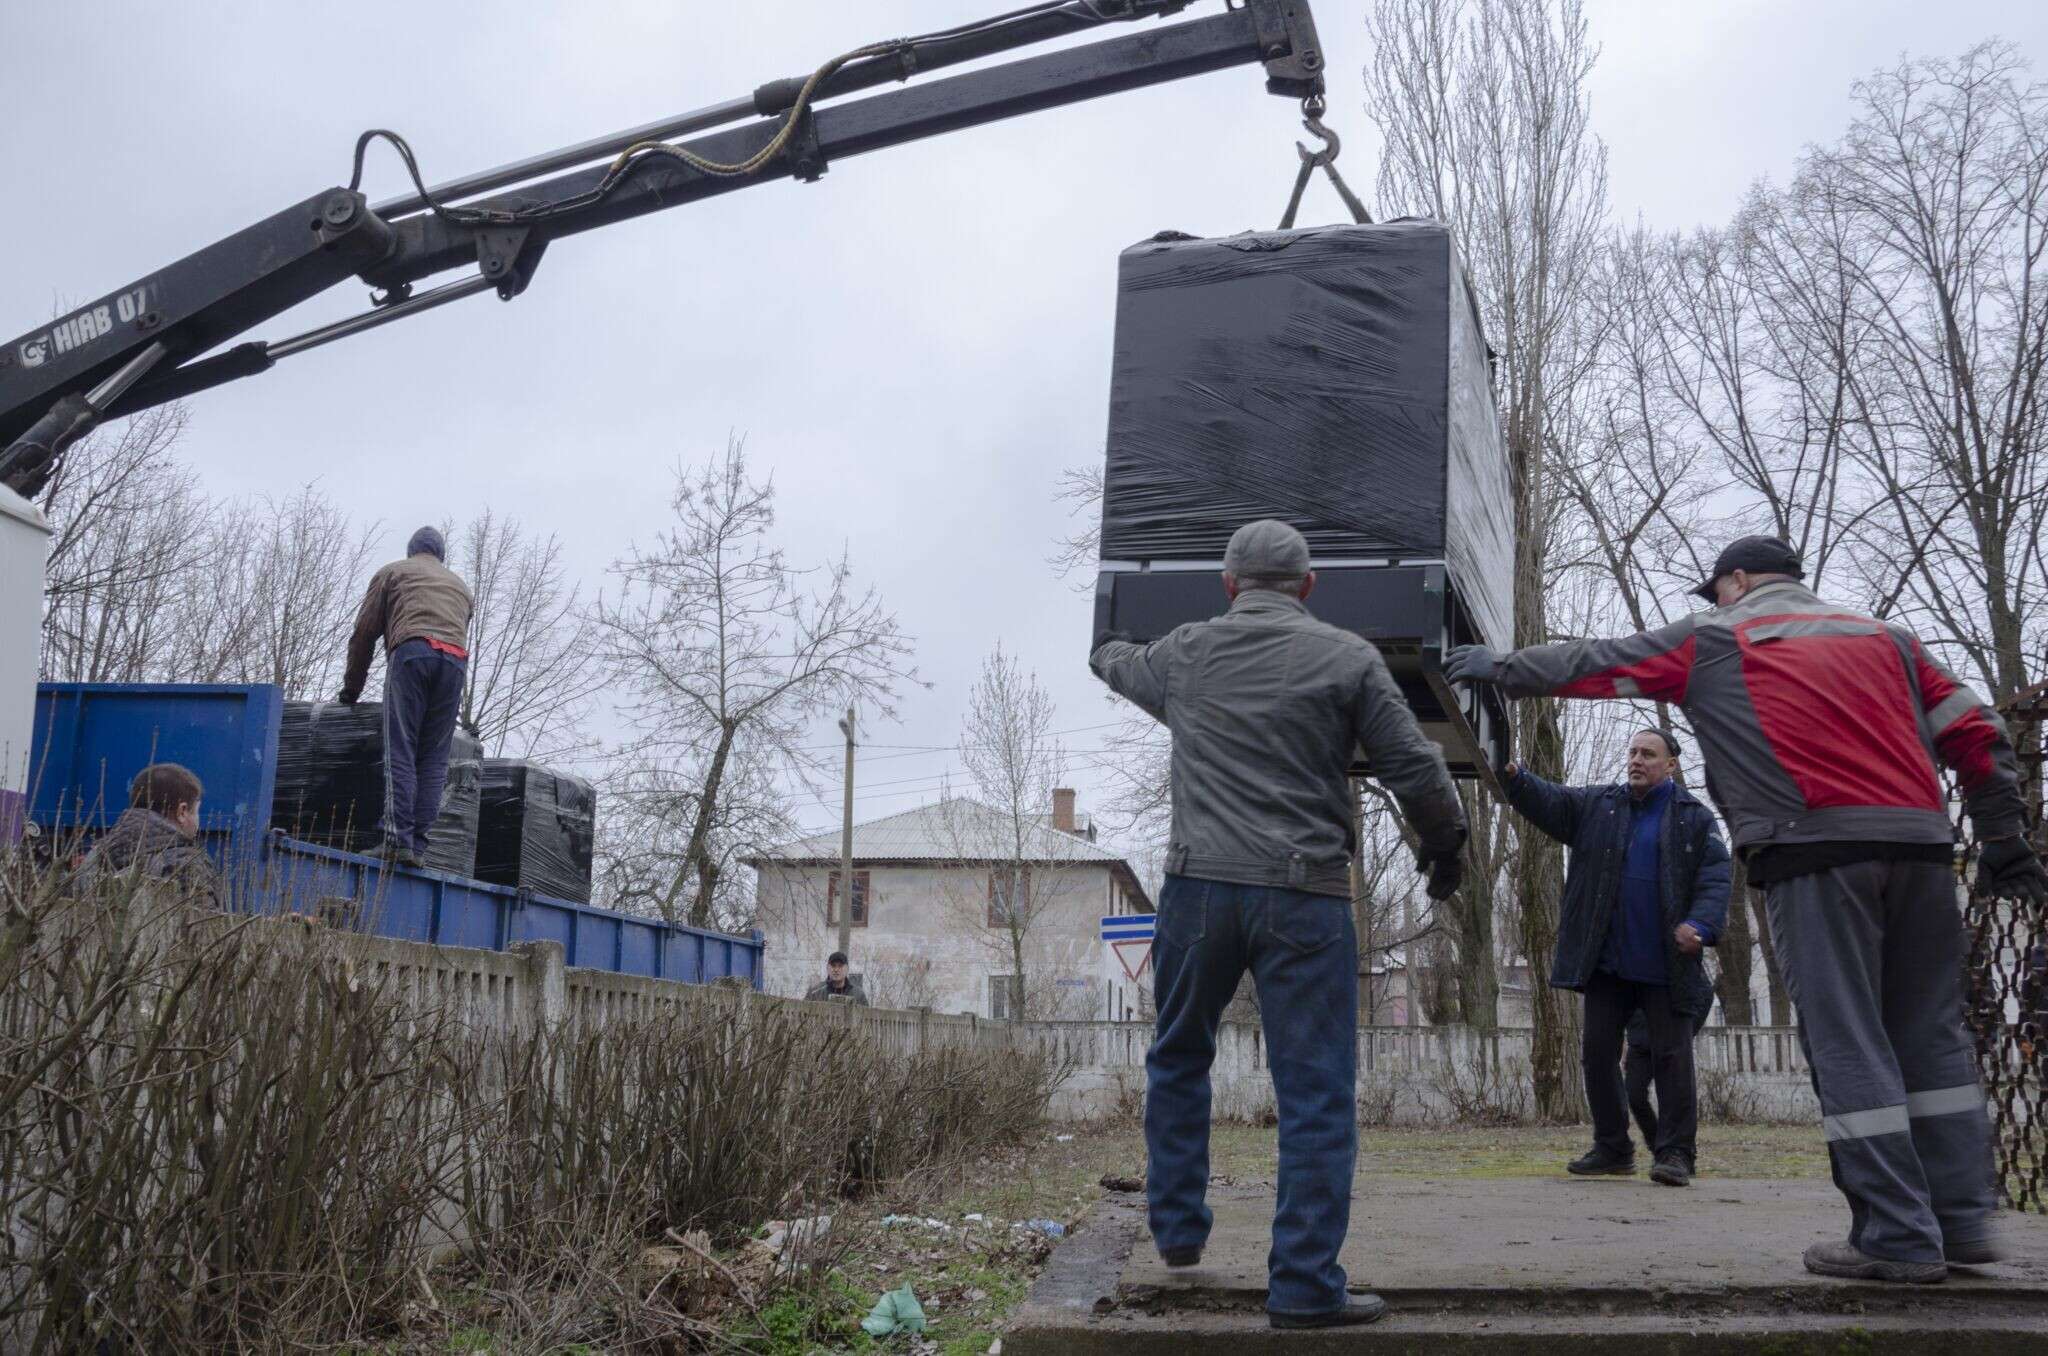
340, 525, 474, 868
1091, 518, 1467, 1330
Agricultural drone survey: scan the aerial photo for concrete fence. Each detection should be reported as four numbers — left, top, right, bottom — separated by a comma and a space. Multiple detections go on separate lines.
338, 928, 1819, 1125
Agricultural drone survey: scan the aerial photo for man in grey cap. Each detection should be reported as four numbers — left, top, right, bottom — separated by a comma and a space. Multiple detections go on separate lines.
1090, 518, 1467, 1330
1444, 533, 2045, 1283
339, 525, 475, 868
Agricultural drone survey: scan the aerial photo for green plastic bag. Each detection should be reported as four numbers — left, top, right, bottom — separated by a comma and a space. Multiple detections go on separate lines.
860, 1283, 929, 1337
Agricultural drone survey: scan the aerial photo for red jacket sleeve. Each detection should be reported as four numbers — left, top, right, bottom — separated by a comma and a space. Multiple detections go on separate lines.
1908, 639, 2026, 839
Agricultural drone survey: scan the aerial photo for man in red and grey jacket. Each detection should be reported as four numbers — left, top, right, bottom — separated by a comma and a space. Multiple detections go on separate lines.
1445, 534, 2048, 1285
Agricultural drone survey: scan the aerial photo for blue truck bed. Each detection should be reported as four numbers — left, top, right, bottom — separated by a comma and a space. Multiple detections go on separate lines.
28, 682, 763, 988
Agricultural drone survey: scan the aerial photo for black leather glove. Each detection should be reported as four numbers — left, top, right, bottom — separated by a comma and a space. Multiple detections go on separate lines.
1092, 628, 1136, 653
1978, 837, 2048, 906
1417, 826, 1469, 902
1442, 644, 1503, 685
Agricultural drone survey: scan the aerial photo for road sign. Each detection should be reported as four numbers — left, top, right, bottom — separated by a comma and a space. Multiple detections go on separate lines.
1101, 913, 1155, 942
1102, 913, 1155, 982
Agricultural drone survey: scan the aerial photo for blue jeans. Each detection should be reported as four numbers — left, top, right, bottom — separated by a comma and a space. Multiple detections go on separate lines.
1146, 873, 1358, 1316
381, 638, 467, 853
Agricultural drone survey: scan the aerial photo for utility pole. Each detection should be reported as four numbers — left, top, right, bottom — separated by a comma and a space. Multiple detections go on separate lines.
836, 705, 857, 961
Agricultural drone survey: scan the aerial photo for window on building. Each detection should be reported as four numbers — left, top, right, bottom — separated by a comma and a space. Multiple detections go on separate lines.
988, 866, 1030, 928
827, 870, 870, 927
990, 974, 1023, 1021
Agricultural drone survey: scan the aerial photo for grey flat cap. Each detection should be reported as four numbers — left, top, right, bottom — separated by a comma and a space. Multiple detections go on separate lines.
1224, 519, 1311, 581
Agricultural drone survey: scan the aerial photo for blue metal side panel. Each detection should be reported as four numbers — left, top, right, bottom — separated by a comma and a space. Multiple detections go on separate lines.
435, 878, 506, 951
513, 899, 575, 952
30, 684, 282, 847
619, 921, 660, 978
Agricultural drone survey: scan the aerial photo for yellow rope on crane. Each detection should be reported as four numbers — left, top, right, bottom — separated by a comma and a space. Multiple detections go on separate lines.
607, 41, 908, 179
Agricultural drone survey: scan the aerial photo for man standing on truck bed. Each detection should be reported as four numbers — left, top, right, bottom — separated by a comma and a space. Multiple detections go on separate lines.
339, 525, 474, 870
1090, 519, 1468, 1330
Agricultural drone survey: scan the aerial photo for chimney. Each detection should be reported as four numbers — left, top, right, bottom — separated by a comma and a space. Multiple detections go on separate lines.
1052, 787, 1077, 834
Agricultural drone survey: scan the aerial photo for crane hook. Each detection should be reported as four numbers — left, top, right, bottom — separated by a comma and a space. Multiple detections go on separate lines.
1277, 94, 1373, 230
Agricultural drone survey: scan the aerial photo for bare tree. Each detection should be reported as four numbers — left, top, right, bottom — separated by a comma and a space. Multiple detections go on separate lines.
453, 510, 602, 759
164, 484, 380, 698
591, 439, 919, 926
1366, 0, 1609, 1115
591, 749, 792, 931
931, 646, 1091, 1022
36, 407, 206, 683
1811, 43, 2048, 704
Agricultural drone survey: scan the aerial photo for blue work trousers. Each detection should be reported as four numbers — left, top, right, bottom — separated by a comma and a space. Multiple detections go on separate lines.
1145, 873, 1358, 1317
381, 638, 466, 853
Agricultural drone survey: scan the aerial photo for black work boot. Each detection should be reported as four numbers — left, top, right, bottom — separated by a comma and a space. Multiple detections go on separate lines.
1802, 1241, 1946, 1284
1650, 1152, 1692, 1187
1159, 1246, 1202, 1268
1944, 1232, 2010, 1266
1566, 1146, 1636, 1176
1269, 1294, 1388, 1329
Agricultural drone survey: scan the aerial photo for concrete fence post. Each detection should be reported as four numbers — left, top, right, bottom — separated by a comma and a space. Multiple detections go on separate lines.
511, 940, 567, 1032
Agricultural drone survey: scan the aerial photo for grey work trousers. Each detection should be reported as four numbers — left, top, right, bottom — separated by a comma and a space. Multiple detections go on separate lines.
1766, 858, 1997, 1262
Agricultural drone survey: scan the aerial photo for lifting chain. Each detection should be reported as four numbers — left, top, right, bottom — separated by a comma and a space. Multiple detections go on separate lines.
1277, 94, 1373, 231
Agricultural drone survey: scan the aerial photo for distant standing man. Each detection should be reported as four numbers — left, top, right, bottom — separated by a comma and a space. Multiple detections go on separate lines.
339, 526, 474, 869
806, 951, 869, 1005
1445, 535, 2048, 1283
1501, 728, 1729, 1186
1091, 520, 1468, 1330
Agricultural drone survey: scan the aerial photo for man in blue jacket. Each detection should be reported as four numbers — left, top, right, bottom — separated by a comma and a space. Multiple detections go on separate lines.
1504, 728, 1730, 1186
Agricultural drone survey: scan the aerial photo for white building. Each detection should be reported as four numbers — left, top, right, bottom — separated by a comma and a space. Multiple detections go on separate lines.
746, 791, 1153, 1020
0, 484, 49, 846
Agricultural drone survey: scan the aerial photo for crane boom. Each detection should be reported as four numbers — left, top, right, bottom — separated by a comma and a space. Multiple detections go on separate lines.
0, 0, 1324, 496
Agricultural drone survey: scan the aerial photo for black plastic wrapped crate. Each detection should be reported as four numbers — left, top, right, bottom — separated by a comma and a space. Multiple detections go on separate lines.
271, 701, 481, 875
1092, 220, 1513, 782
474, 760, 595, 904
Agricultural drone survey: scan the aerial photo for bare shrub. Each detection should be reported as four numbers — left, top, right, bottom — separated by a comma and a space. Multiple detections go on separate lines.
1357, 1073, 1402, 1128
1, 858, 1060, 1352
1695, 1066, 1770, 1126
0, 872, 455, 1351
1430, 1055, 1535, 1126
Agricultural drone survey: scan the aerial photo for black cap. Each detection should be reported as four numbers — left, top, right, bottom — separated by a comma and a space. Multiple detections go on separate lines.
1693, 535, 1803, 603
1637, 727, 1683, 759
827, 951, 848, 966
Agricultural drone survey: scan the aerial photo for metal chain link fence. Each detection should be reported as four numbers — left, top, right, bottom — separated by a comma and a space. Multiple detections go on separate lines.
1963, 683, 2048, 1212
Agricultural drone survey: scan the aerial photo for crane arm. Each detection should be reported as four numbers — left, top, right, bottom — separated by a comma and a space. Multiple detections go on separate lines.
0, 0, 1324, 496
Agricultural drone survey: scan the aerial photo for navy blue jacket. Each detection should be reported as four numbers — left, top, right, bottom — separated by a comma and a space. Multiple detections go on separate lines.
1505, 770, 1732, 1019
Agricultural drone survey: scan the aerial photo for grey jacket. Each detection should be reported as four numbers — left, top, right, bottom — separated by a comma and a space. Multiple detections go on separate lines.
1492, 580, 2025, 854
1091, 590, 1465, 898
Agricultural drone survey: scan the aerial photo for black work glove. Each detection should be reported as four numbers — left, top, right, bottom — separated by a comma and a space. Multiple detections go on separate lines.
1978, 837, 2048, 906
335, 689, 359, 706
1417, 826, 1469, 902
1092, 628, 1135, 653
1442, 644, 1503, 685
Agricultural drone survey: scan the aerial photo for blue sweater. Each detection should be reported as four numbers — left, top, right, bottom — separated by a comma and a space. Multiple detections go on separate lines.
1602, 780, 1673, 983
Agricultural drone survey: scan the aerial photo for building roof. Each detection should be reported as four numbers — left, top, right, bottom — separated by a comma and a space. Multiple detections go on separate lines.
745, 797, 1152, 906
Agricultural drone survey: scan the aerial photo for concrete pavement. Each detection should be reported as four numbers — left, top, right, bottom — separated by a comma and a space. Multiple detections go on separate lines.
1008, 1173, 2048, 1352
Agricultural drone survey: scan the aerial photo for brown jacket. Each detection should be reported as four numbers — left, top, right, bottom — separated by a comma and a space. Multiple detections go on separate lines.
340, 552, 474, 701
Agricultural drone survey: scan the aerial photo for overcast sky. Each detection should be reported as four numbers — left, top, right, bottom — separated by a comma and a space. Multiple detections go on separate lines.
5, 1, 2043, 843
